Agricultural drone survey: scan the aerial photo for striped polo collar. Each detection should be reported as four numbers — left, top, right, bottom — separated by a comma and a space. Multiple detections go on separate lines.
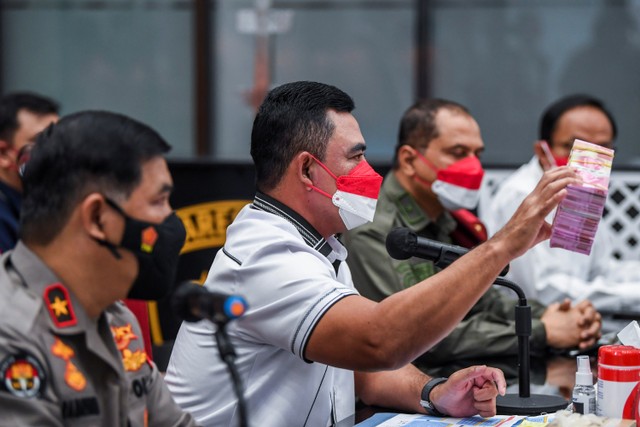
252, 191, 334, 259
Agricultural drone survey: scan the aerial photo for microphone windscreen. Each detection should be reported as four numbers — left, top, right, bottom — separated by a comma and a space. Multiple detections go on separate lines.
172, 281, 208, 322
385, 227, 415, 260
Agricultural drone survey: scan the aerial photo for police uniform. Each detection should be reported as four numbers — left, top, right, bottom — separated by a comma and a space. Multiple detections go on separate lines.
343, 172, 549, 366
0, 242, 198, 427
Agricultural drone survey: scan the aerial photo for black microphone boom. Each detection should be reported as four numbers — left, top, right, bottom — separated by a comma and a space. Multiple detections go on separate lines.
385, 227, 509, 277
172, 281, 248, 325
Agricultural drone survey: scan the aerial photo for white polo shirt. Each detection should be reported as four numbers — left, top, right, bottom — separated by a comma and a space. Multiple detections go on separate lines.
165, 193, 358, 427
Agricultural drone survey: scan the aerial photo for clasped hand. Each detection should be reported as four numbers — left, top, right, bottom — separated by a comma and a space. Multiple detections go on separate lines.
542, 298, 602, 350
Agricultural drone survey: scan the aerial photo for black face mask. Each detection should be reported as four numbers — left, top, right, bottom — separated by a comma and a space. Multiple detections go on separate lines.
96, 197, 186, 301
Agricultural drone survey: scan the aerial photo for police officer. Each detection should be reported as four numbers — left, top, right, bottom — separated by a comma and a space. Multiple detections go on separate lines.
0, 111, 198, 426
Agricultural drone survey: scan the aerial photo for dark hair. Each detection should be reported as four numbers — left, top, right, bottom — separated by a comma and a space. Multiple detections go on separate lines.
20, 110, 171, 245
0, 92, 60, 143
539, 94, 617, 143
250, 81, 355, 192
393, 99, 470, 169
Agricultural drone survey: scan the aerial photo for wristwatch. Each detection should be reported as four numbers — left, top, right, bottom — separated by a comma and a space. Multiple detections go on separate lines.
420, 377, 448, 416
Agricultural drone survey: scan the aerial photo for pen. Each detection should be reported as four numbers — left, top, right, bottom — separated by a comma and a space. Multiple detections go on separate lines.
540, 140, 557, 169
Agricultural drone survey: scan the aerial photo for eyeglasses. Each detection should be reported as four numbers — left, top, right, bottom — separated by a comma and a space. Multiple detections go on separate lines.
17, 142, 34, 177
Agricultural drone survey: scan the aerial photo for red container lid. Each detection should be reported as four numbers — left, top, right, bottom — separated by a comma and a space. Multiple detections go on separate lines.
598, 345, 640, 366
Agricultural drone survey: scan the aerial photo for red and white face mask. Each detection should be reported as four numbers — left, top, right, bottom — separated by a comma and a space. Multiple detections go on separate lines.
552, 155, 569, 167
308, 155, 383, 230
416, 152, 485, 211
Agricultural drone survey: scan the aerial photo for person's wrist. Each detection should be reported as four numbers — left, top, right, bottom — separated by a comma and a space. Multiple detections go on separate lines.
419, 377, 448, 416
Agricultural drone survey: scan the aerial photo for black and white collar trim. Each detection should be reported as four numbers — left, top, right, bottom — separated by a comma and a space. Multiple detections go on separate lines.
252, 192, 333, 259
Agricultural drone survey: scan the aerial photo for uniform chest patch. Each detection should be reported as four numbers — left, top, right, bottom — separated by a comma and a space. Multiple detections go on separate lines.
111, 324, 148, 372
0, 353, 46, 398
51, 338, 86, 391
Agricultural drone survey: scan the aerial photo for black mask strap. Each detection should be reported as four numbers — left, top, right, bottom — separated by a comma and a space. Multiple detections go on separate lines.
104, 197, 127, 216
94, 237, 122, 260
94, 196, 127, 260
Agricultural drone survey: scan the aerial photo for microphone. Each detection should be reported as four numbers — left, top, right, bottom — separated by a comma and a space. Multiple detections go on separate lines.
385, 227, 509, 276
173, 282, 251, 426
172, 281, 248, 325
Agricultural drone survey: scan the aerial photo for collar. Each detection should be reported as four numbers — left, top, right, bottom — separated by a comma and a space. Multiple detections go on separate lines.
9, 242, 95, 335
252, 191, 339, 260
384, 172, 456, 235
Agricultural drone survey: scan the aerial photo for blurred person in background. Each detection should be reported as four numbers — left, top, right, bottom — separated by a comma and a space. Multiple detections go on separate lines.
484, 94, 640, 332
0, 92, 59, 253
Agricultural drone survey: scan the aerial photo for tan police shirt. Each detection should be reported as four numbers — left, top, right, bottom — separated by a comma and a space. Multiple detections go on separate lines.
0, 242, 199, 427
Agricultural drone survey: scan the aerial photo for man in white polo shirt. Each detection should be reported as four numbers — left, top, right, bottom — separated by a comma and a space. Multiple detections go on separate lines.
165, 81, 580, 427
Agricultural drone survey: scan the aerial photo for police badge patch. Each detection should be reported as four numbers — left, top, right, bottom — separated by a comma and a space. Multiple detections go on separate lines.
0, 353, 47, 398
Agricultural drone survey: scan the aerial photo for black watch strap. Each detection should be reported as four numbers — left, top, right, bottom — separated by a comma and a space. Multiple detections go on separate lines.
420, 377, 448, 416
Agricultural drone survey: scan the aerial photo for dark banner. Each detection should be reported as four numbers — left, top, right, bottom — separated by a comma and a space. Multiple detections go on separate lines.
150, 161, 256, 368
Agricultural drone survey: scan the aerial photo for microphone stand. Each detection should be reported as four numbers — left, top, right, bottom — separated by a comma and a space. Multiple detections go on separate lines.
209, 319, 249, 427
172, 282, 249, 427
214, 323, 249, 427
493, 277, 569, 415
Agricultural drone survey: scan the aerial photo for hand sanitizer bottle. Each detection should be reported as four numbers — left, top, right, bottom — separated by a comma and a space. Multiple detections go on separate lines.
572, 355, 596, 414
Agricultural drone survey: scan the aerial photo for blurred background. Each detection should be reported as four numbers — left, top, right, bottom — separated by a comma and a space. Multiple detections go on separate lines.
4, 0, 640, 367
3, 0, 640, 166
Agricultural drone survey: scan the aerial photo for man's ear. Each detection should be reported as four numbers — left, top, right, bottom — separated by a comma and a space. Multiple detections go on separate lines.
80, 193, 109, 241
396, 145, 419, 176
0, 140, 14, 169
296, 152, 315, 189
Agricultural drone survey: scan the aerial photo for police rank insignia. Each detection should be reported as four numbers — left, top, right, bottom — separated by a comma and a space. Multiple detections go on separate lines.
51, 338, 86, 391
0, 353, 46, 398
44, 283, 77, 328
111, 324, 148, 372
